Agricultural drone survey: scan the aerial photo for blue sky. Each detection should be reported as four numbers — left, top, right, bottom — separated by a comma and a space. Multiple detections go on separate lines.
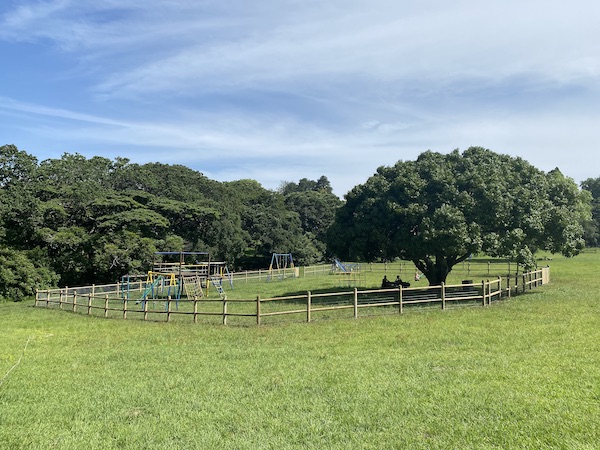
1, 0, 599, 196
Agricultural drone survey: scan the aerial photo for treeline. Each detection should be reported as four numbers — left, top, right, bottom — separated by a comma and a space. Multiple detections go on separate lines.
4, 143, 600, 300
0, 145, 341, 299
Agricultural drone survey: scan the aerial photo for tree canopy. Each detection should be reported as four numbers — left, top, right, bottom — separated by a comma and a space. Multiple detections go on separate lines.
0, 144, 340, 298
580, 177, 600, 247
327, 147, 588, 285
0, 143, 593, 298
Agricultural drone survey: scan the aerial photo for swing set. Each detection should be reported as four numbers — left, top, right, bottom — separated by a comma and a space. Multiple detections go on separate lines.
267, 253, 297, 281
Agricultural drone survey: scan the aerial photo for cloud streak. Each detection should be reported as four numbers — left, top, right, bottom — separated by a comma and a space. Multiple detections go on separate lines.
1, 0, 600, 195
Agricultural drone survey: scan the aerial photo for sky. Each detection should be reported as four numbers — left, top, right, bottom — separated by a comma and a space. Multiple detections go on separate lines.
1, 0, 599, 197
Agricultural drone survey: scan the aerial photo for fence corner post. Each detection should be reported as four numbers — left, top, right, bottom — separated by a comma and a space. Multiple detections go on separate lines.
307, 291, 312, 323
353, 287, 358, 319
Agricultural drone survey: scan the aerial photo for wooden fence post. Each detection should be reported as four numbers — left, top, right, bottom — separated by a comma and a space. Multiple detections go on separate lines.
441, 282, 446, 310
104, 295, 109, 318
123, 297, 128, 320
353, 288, 358, 319
496, 276, 501, 303
399, 285, 403, 314
87, 294, 92, 316
529, 271, 533, 290
144, 298, 149, 321
481, 281, 486, 306
307, 291, 312, 323
222, 297, 227, 325
506, 275, 511, 298
73, 291, 77, 313
167, 296, 172, 322
193, 296, 198, 324
256, 295, 261, 326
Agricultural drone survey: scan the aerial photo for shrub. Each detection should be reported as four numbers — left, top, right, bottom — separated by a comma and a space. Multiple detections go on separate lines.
0, 248, 58, 301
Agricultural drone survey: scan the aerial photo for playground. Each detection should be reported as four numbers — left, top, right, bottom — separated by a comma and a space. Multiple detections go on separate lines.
120, 251, 232, 304
34, 253, 548, 326
118, 253, 364, 308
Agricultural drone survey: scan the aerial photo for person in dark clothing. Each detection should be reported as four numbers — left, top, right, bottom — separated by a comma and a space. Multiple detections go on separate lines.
381, 275, 390, 288
395, 276, 410, 288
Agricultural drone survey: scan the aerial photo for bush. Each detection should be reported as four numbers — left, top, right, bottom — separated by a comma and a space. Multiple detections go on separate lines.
0, 248, 58, 301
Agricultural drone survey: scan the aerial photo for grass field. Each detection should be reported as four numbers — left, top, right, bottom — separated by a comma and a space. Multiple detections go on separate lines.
2, 252, 600, 448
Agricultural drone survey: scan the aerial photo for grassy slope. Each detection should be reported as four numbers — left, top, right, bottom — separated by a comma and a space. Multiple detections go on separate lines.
1, 252, 600, 449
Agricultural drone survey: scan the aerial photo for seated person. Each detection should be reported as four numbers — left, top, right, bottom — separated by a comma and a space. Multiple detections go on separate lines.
381, 275, 393, 288
394, 275, 410, 288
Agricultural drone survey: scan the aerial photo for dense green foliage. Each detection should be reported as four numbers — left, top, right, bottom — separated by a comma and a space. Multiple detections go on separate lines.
0, 143, 593, 298
328, 147, 588, 284
580, 177, 600, 246
1, 252, 600, 448
0, 144, 340, 296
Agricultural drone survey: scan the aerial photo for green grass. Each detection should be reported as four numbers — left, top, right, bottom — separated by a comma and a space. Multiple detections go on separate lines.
2, 252, 600, 448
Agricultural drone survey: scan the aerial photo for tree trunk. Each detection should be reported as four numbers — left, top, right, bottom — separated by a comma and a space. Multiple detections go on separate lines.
413, 254, 453, 285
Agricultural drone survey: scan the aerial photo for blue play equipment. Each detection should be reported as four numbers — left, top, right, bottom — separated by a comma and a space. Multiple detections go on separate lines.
334, 259, 349, 272
136, 272, 182, 311
333, 258, 360, 273
209, 276, 226, 299
140, 275, 165, 301
121, 251, 232, 306
267, 253, 295, 281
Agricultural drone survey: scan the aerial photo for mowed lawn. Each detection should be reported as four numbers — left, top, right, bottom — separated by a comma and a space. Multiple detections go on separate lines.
1, 252, 600, 449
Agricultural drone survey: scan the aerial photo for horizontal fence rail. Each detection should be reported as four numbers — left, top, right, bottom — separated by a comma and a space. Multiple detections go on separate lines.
35, 267, 549, 326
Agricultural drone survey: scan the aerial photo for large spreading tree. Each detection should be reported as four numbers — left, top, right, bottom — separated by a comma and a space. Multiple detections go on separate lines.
327, 147, 588, 285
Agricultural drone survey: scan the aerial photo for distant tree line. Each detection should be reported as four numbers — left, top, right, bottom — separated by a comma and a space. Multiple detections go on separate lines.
0, 144, 341, 299
0, 144, 595, 299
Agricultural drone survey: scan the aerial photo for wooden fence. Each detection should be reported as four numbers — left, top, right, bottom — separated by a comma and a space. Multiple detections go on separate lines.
35, 267, 549, 326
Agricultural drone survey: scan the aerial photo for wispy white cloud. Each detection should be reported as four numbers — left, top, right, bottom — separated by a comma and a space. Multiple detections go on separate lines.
1, 0, 600, 195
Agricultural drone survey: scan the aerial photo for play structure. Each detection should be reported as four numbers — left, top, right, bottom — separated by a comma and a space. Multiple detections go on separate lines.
121, 251, 232, 304
266, 253, 298, 281
333, 258, 360, 273
331, 258, 363, 287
